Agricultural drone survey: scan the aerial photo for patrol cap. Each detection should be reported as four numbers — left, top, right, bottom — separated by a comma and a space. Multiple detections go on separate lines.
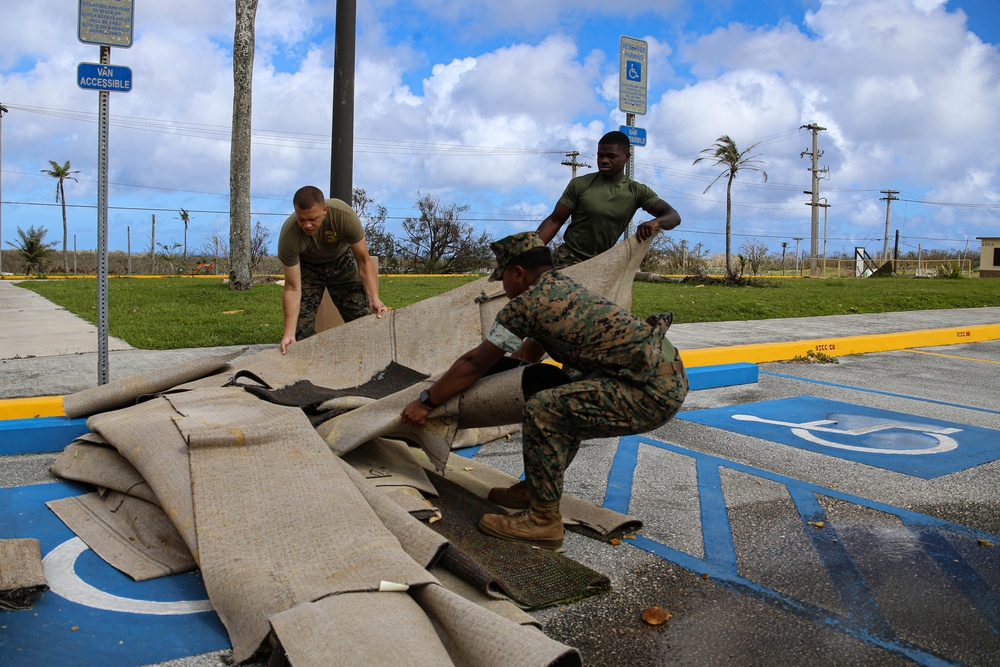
488, 231, 546, 281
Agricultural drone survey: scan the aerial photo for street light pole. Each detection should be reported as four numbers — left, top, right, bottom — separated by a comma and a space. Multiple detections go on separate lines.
0, 102, 8, 276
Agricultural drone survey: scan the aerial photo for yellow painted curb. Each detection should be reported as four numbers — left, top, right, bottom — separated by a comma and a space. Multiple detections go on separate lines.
3, 323, 998, 421
0, 396, 65, 420
680, 324, 1000, 368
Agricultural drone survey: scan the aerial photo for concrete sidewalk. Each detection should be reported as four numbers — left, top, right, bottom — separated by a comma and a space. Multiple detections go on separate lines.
0, 280, 271, 400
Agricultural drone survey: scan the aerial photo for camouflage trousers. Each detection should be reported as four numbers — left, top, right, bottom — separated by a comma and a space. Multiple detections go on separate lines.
551, 244, 585, 269
521, 355, 688, 503
295, 254, 370, 340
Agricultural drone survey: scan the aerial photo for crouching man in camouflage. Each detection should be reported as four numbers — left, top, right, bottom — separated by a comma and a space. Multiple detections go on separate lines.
400, 231, 688, 549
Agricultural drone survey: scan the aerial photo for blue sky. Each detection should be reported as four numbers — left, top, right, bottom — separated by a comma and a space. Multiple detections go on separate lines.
1, 0, 998, 265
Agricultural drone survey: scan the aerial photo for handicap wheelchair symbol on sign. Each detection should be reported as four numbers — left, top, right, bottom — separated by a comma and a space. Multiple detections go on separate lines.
627, 60, 642, 81
678, 396, 1000, 478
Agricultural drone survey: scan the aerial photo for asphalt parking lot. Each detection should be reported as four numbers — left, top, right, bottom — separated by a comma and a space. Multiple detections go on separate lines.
2, 280, 998, 666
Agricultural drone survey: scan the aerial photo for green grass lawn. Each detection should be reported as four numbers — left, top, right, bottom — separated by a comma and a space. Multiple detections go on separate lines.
16, 274, 999, 350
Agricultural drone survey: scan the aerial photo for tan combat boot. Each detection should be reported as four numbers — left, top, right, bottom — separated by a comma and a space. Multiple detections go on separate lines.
479, 498, 563, 549
487, 480, 532, 509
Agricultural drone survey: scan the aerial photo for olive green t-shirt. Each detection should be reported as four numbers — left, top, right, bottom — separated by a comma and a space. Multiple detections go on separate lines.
557, 173, 660, 260
277, 198, 364, 266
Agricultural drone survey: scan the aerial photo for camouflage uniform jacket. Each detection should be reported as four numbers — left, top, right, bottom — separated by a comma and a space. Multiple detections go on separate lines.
487, 269, 676, 383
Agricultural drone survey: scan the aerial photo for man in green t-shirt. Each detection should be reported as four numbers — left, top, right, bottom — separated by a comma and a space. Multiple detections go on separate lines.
537, 131, 681, 267
277, 186, 388, 354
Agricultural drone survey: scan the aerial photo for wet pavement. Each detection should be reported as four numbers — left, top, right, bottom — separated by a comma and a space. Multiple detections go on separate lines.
2, 279, 999, 666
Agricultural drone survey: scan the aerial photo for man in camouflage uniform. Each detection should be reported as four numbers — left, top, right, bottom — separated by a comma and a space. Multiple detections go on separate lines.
278, 186, 388, 354
400, 231, 688, 549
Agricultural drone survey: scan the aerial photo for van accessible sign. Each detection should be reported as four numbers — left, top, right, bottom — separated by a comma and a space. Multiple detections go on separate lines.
79, 0, 134, 48
77, 62, 133, 92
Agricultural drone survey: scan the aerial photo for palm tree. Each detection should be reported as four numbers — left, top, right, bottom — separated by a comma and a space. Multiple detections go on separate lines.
228, 0, 259, 291
41, 160, 80, 274
178, 208, 191, 259
7, 225, 56, 276
693, 136, 768, 279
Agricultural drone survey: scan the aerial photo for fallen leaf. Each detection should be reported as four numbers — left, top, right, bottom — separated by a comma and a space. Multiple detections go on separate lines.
701, 573, 710, 580
610, 537, 621, 546
641, 606, 671, 625
978, 539, 995, 548
221, 310, 244, 315
807, 521, 826, 529
463, 466, 474, 471
71, 626, 79, 632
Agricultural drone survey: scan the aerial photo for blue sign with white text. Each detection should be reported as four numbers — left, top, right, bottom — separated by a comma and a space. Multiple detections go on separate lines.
619, 125, 647, 146
77, 63, 133, 92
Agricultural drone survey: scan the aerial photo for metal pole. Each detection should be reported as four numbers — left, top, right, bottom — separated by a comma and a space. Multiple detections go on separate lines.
96, 46, 111, 385
0, 103, 7, 276
330, 0, 356, 202
793, 237, 803, 275
626, 112, 636, 237
74, 234, 77, 274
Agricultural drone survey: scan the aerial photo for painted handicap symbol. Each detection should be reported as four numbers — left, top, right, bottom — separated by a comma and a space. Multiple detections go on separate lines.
731, 412, 960, 455
42, 537, 213, 615
627, 60, 641, 81
678, 397, 999, 478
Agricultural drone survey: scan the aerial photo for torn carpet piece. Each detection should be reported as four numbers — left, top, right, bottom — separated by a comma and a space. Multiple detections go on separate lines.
342, 437, 438, 497
63, 349, 245, 418
231, 234, 649, 392
0, 538, 48, 611
236, 360, 428, 409
339, 457, 448, 570
428, 475, 610, 610
429, 566, 539, 629
86, 397, 202, 561
51, 441, 159, 505
172, 388, 438, 663
46, 491, 195, 581
269, 585, 580, 667
411, 450, 643, 540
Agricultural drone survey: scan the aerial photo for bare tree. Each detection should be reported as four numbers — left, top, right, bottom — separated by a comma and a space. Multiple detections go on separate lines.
739, 238, 769, 276
228, 0, 258, 291
41, 160, 80, 273
641, 235, 710, 275
399, 193, 492, 274
693, 136, 768, 280
249, 220, 271, 274
353, 188, 396, 262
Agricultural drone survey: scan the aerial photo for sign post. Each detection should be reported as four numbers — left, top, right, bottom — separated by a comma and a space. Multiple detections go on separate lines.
78, 0, 134, 386
619, 36, 648, 236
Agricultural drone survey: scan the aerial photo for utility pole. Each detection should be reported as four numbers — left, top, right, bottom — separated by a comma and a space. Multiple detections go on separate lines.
0, 102, 7, 276
800, 123, 827, 276
561, 151, 591, 179
880, 189, 899, 263
793, 237, 804, 275
330, 0, 357, 202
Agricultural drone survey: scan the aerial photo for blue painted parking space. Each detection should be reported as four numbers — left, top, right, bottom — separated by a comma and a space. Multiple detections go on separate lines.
0, 483, 228, 667
607, 436, 1000, 666
676, 396, 1000, 478
0, 416, 89, 455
